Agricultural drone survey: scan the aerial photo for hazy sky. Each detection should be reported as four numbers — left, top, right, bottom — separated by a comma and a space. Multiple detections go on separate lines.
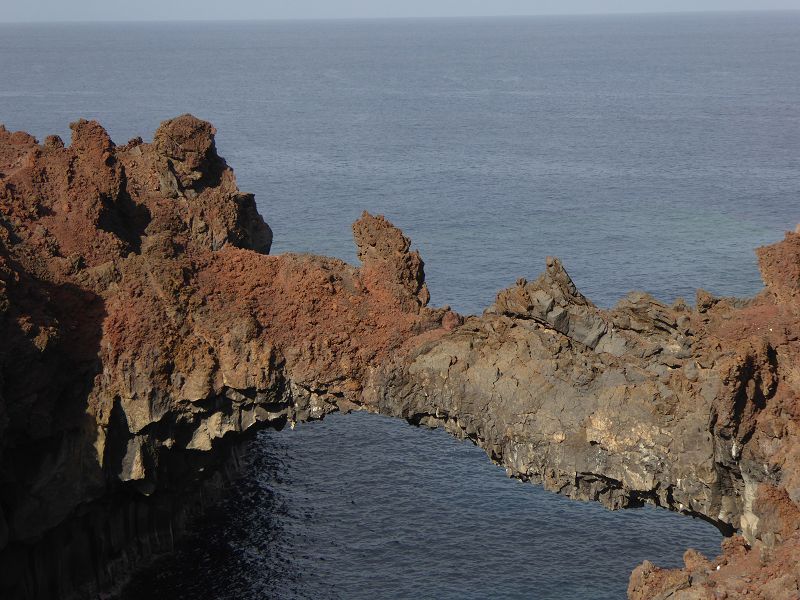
2, 0, 798, 23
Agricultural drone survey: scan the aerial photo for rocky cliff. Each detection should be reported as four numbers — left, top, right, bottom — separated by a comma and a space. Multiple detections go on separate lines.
0, 116, 797, 599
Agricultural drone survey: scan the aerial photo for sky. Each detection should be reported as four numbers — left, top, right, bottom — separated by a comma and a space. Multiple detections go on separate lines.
1, 0, 798, 23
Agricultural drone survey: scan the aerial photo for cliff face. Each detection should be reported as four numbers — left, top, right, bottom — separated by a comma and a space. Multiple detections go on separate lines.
0, 116, 798, 599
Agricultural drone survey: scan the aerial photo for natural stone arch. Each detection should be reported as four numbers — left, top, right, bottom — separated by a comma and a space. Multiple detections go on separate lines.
0, 116, 798, 599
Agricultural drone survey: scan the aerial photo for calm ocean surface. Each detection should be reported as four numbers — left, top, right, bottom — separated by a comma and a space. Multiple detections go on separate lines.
2, 12, 799, 599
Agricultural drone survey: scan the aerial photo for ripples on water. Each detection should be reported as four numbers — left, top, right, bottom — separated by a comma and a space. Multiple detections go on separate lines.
3, 11, 799, 599
121, 413, 723, 600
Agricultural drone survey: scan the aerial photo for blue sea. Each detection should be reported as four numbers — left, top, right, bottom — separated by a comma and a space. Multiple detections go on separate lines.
2, 11, 799, 599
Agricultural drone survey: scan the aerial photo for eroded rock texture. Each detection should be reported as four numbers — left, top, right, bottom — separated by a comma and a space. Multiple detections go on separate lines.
0, 116, 797, 599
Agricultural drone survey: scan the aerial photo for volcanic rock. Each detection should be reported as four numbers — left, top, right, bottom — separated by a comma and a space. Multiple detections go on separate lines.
0, 117, 798, 599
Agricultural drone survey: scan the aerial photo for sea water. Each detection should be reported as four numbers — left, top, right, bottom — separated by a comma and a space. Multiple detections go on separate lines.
2, 12, 799, 599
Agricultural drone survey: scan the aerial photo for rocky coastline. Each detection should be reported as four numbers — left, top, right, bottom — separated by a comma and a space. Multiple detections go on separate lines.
0, 115, 797, 599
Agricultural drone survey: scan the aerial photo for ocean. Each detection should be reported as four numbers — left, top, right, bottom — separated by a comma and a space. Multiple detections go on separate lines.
1, 11, 798, 599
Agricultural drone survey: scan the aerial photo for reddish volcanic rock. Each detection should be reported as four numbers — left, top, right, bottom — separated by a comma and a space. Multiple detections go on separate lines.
353, 211, 430, 311
0, 115, 449, 598
757, 229, 800, 307
0, 116, 798, 600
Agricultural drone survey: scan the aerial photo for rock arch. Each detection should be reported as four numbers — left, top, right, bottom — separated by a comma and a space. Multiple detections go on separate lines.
0, 116, 798, 599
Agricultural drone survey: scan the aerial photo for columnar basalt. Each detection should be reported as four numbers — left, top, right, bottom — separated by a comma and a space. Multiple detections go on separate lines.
0, 116, 797, 599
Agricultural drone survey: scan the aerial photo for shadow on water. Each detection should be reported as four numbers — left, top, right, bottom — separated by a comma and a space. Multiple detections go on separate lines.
120, 412, 722, 600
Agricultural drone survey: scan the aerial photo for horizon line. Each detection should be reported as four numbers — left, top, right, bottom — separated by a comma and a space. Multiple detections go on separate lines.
2, 8, 799, 26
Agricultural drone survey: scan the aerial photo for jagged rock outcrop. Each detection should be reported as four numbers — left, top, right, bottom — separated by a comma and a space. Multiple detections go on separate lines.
0, 116, 798, 599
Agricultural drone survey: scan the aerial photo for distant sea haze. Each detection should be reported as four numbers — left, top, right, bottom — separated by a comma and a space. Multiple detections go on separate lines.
2, 12, 798, 599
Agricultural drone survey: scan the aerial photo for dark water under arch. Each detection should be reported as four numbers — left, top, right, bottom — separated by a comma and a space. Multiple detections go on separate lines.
120, 411, 722, 600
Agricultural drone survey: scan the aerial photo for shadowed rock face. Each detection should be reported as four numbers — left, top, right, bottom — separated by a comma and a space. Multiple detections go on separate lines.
0, 116, 798, 599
